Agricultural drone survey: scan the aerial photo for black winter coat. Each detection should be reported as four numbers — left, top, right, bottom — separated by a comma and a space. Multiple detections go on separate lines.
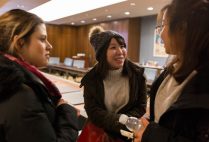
0, 55, 79, 142
80, 60, 147, 141
142, 65, 209, 142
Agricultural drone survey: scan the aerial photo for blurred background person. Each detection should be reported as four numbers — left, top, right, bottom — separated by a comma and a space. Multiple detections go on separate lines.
0, 9, 78, 142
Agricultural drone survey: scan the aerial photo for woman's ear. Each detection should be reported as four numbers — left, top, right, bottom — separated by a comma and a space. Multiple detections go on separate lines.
17, 38, 25, 48
12, 35, 27, 59
13, 35, 25, 51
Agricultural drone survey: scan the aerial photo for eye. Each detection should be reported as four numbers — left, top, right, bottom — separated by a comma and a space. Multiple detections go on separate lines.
40, 37, 46, 42
109, 45, 116, 49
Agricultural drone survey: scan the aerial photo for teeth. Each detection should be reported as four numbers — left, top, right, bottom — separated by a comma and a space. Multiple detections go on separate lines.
115, 58, 123, 61
115, 57, 123, 59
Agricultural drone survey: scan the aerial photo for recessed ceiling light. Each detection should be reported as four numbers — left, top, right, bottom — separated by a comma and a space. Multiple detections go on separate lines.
124, 11, 130, 15
81, 20, 86, 23
147, 7, 154, 11
130, 3, 136, 6
71, 22, 75, 25
92, 18, 97, 21
29, 0, 126, 22
17, 4, 24, 8
114, 21, 118, 24
107, 15, 112, 18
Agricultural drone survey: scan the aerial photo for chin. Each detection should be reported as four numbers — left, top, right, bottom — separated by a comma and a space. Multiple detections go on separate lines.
36, 62, 47, 68
164, 48, 170, 54
115, 65, 124, 69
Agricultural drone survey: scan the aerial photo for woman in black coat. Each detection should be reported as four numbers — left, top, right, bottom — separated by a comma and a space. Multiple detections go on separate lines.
134, 0, 209, 142
0, 9, 78, 142
79, 26, 147, 141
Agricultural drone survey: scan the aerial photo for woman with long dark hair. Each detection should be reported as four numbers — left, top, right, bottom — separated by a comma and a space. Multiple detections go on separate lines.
79, 26, 147, 141
134, 0, 209, 142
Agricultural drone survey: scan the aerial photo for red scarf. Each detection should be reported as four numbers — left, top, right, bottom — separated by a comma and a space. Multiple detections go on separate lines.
4, 54, 61, 104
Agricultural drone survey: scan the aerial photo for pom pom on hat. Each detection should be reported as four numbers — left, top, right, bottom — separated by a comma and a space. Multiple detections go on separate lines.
88, 26, 104, 39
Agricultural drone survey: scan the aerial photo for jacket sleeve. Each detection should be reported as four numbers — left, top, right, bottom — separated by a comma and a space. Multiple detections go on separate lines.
83, 81, 125, 135
142, 109, 209, 142
4, 84, 78, 142
141, 122, 192, 142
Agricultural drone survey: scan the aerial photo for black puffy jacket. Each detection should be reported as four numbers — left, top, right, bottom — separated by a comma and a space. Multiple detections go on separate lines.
0, 55, 79, 142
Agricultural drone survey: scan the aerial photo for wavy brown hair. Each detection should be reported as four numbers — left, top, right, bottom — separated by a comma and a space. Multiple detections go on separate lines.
0, 9, 44, 57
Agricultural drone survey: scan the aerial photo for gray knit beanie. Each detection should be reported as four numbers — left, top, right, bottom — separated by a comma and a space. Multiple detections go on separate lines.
89, 26, 125, 61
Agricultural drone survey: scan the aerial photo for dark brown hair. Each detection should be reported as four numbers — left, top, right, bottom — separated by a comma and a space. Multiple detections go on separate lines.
0, 9, 44, 57
166, 0, 209, 82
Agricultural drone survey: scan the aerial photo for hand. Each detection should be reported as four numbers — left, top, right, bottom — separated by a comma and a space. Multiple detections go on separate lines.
75, 107, 81, 116
57, 98, 68, 107
57, 98, 80, 116
134, 117, 149, 142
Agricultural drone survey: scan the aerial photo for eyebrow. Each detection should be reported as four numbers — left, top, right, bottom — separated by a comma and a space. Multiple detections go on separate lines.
109, 43, 118, 45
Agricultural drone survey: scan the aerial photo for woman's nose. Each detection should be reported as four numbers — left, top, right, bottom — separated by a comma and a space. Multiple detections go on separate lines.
116, 46, 123, 53
46, 40, 53, 50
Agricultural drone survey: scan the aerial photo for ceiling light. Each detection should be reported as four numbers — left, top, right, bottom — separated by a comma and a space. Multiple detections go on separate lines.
124, 11, 130, 15
130, 3, 136, 6
29, 0, 126, 22
71, 22, 75, 25
147, 7, 154, 11
107, 15, 112, 18
92, 18, 97, 21
17, 4, 24, 8
81, 20, 86, 23
114, 21, 118, 24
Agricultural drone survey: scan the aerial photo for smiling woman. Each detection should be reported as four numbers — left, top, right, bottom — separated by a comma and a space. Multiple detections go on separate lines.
78, 26, 147, 142
0, 9, 79, 142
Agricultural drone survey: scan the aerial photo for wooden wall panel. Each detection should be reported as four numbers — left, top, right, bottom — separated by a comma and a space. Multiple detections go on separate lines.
128, 18, 141, 62
46, 18, 141, 67
46, 24, 77, 62
76, 25, 95, 66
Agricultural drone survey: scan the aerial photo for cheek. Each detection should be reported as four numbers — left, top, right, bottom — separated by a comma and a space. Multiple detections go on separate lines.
161, 29, 170, 46
160, 29, 166, 42
35, 43, 46, 54
123, 49, 127, 57
106, 51, 113, 63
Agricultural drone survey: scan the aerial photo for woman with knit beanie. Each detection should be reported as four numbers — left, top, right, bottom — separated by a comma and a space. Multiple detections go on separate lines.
79, 26, 147, 142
